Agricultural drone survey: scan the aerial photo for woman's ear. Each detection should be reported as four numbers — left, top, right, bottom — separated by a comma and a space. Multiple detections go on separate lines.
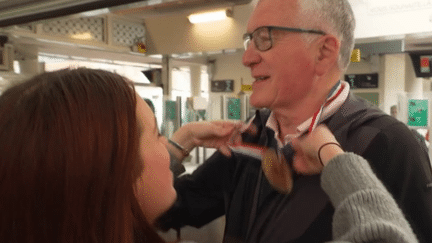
314, 35, 340, 76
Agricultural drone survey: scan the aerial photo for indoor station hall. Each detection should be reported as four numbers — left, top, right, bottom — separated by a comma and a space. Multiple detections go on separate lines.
0, 0, 432, 243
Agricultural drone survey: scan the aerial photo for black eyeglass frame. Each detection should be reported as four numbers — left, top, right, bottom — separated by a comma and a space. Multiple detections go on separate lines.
243, 26, 327, 51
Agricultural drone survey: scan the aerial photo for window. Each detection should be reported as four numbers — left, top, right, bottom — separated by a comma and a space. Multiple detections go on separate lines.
201, 65, 209, 99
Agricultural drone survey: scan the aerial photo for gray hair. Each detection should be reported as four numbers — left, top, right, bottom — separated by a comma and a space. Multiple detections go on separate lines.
298, 0, 356, 72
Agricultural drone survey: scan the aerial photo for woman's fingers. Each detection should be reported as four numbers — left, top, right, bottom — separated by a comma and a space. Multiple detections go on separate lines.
192, 138, 233, 157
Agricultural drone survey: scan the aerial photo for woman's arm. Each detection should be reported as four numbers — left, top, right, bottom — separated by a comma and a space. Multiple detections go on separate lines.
292, 125, 418, 243
322, 152, 418, 243
167, 121, 242, 160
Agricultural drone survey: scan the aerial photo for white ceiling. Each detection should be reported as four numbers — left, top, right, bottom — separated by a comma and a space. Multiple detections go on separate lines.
351, 0, 432, 40
3, 0, 432, 64
2, 0, 432, 41
111, 0, 432, 49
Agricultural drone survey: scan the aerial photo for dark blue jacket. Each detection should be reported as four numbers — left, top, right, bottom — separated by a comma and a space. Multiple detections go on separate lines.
157, 93, 432, 243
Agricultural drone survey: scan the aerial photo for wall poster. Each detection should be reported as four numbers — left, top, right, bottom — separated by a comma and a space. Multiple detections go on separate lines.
408, 99, 428, 127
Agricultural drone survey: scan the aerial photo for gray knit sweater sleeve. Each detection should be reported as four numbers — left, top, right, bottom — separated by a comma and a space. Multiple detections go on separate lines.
321, 152, 419, 243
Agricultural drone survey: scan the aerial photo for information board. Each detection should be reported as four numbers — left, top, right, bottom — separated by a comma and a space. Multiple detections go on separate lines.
211, 80, 234, 92
344, 73, 378, 89
409, 53, 432, 78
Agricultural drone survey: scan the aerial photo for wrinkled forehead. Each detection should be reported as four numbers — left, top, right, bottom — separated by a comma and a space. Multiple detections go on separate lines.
247, 0, 301, 32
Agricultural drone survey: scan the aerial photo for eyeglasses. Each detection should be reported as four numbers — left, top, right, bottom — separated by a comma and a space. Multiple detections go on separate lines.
243, 26, 326, 51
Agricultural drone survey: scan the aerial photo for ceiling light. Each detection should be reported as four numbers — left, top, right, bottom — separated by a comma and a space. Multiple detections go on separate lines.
70, 32, 93, 41
80, 8, 110, 17
188, 9, 232, 24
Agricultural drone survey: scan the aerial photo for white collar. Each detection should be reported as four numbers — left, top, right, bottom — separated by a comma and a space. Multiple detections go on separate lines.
265, 81, 350, 146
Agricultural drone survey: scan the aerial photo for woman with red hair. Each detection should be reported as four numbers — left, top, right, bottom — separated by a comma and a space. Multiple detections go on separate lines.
0, 68, 234, 243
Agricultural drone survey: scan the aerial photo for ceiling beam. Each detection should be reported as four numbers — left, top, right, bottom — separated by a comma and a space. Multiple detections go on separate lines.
0, 0, 149, 28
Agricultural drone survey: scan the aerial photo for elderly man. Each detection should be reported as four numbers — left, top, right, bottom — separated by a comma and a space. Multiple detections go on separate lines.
158, 0, 432, 242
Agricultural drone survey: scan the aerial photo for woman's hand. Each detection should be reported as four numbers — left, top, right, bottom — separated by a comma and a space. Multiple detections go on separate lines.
170, 121, 244, 158
292, 125, 344, 175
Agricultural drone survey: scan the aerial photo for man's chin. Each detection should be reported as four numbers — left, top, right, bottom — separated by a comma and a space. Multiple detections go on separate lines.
249, 96, 267, 109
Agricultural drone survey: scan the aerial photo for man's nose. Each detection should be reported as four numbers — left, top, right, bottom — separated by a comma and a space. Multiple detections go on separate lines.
242, 43, 261, 68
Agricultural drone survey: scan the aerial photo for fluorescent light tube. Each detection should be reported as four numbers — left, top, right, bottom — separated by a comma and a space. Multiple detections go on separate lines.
188, 10, 228, 24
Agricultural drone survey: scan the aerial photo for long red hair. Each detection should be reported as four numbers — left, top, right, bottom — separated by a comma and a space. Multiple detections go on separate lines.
0, 68, 165, 242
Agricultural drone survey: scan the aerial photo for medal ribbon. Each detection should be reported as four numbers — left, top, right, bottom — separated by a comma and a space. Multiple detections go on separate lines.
308, 81, 343, 133
230, 81, 344, 159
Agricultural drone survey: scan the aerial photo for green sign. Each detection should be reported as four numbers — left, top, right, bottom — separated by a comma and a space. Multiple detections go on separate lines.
165, 100, 177, 121
198, 110, 206, 120
408, 99, 428, 127
227, 98, 241, 120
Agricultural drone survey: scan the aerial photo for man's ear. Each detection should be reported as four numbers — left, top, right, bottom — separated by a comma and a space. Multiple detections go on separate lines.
314, 35, 340, 76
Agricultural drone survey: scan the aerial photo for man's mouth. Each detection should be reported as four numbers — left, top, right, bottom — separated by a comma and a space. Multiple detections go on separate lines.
254, 76, 270, 82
